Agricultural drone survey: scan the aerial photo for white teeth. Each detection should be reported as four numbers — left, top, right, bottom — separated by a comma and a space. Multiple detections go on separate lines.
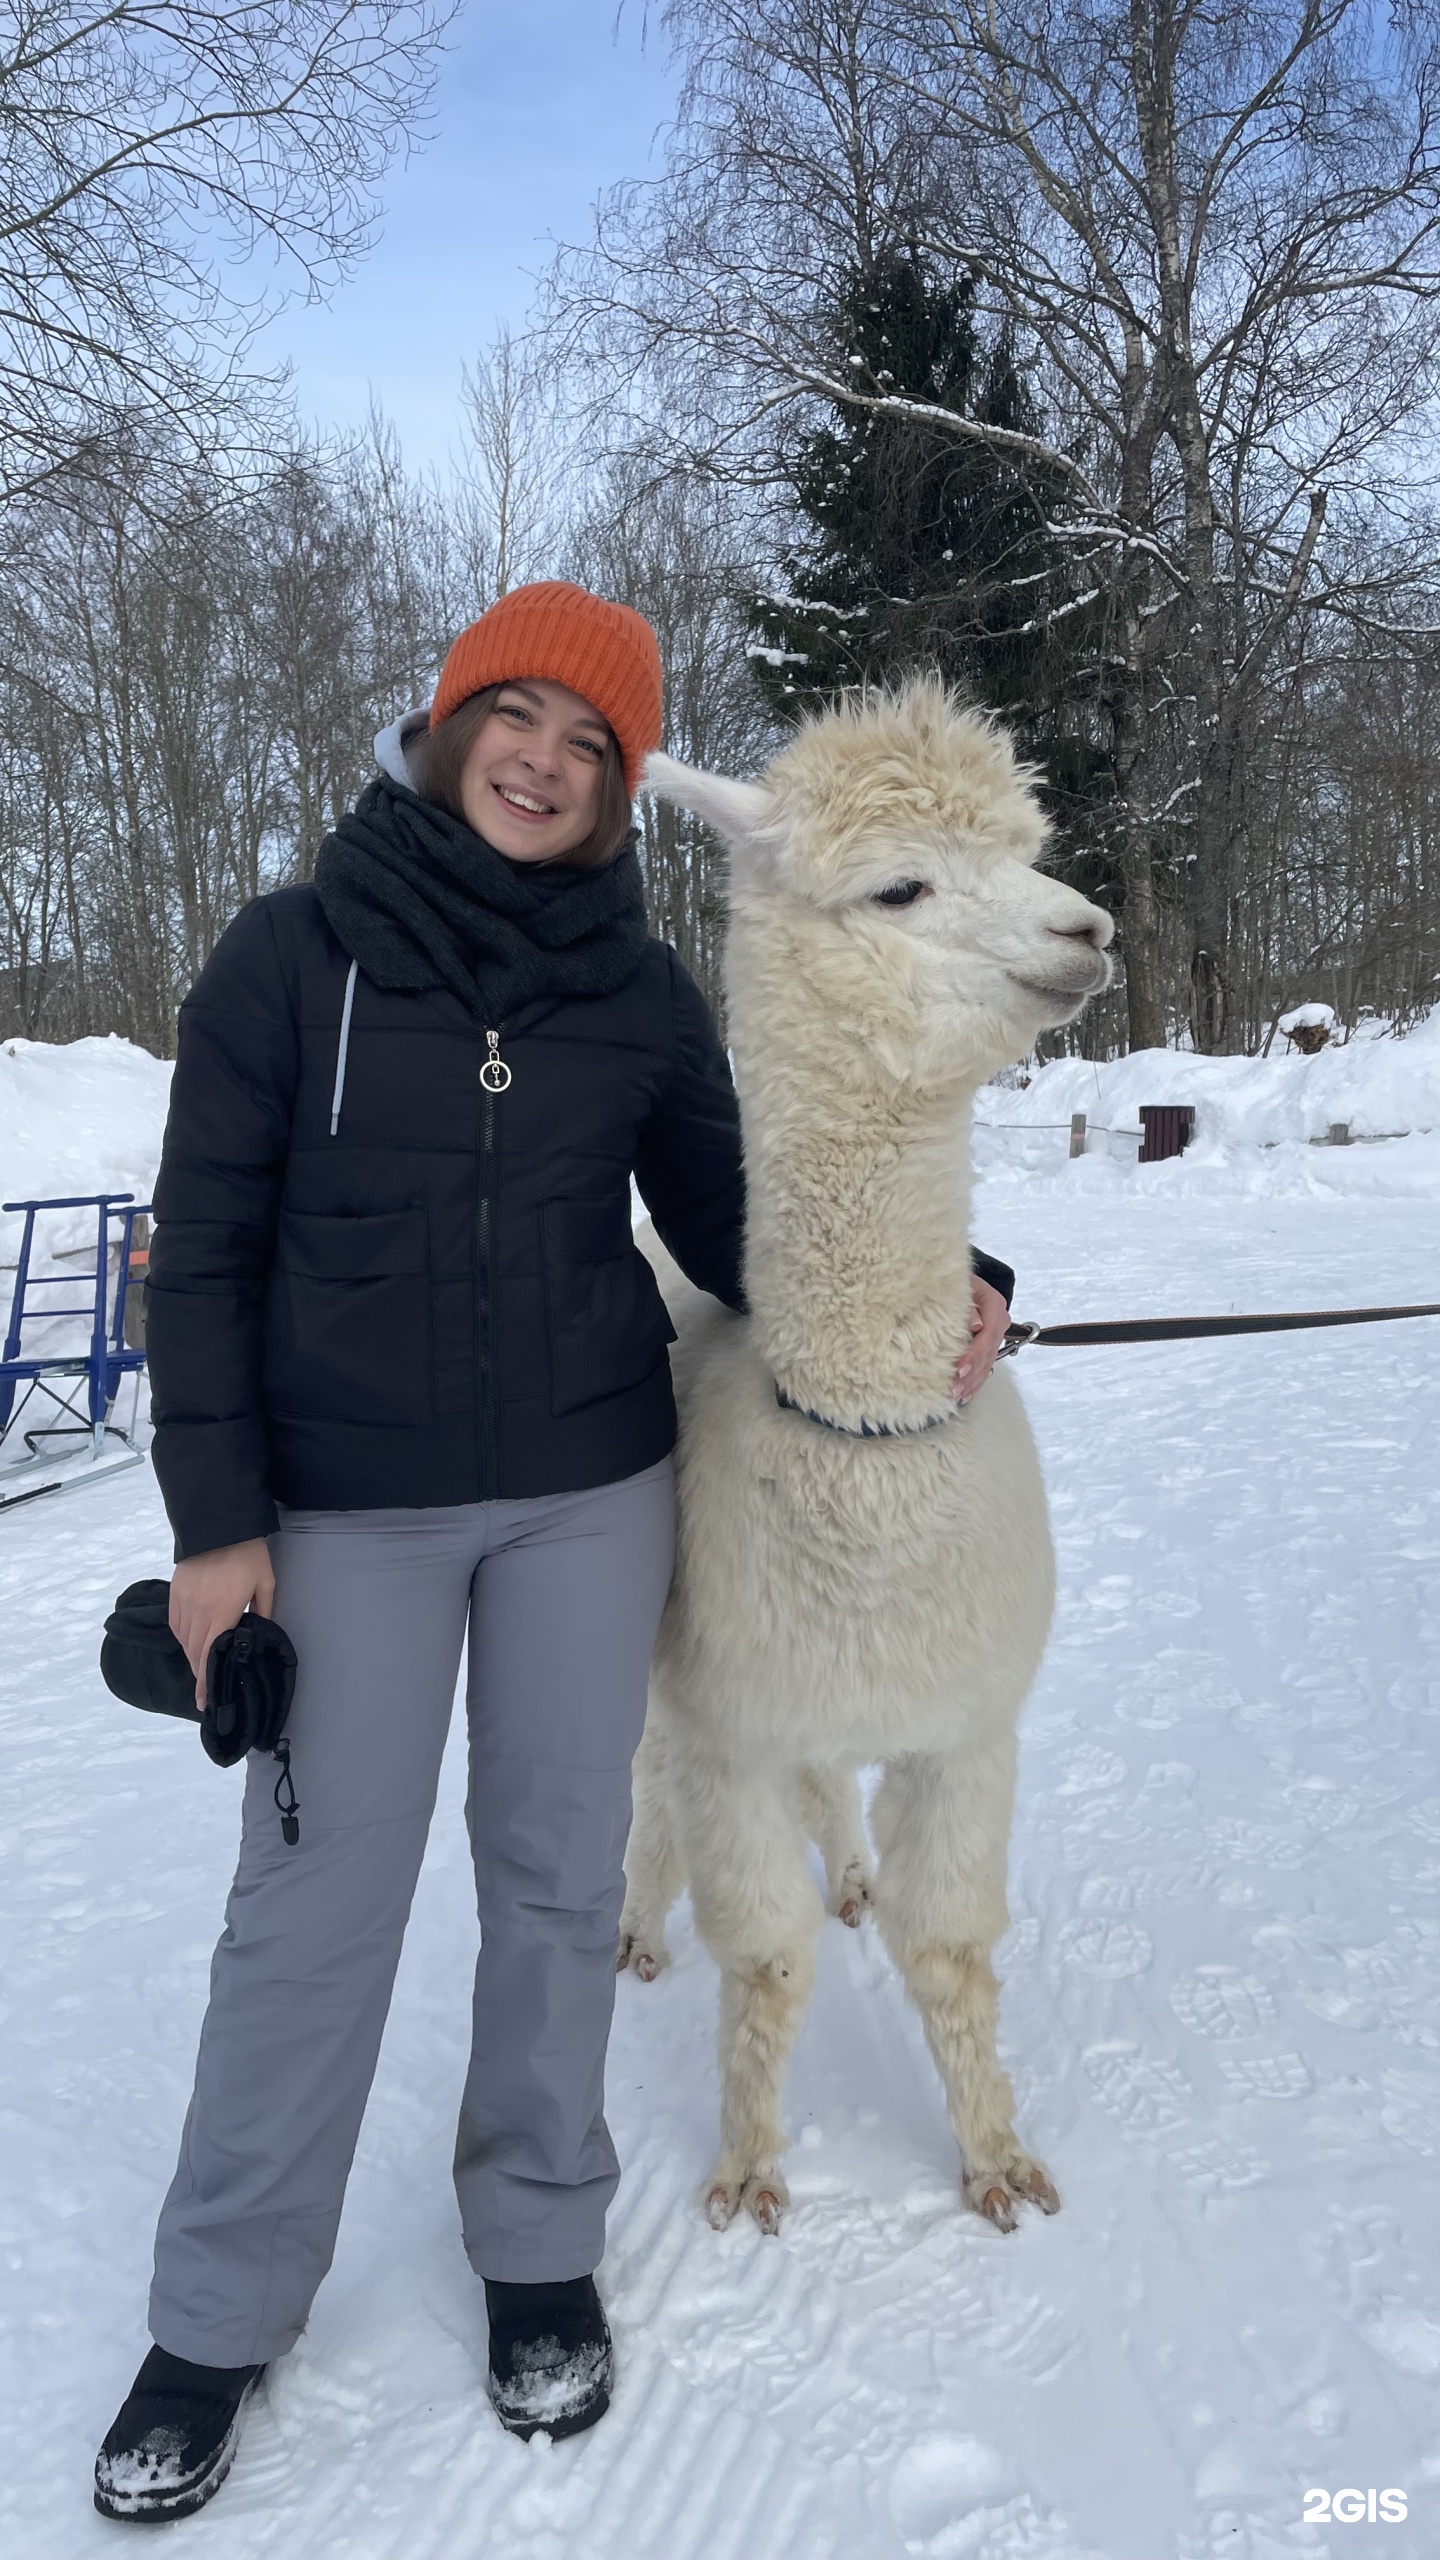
496, 785, 553, 815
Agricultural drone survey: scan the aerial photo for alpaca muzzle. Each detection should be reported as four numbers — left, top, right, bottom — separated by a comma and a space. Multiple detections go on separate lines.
1008, 956, 1111, 1016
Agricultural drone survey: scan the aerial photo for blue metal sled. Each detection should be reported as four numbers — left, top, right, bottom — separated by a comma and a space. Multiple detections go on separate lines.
0, 1193, 152, 1512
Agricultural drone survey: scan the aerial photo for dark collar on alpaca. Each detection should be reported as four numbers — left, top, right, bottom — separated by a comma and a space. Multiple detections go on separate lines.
773, 1383, 964, 1439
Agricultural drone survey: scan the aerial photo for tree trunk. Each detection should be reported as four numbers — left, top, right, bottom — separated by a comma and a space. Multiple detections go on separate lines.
1120, 835, 1166, 1050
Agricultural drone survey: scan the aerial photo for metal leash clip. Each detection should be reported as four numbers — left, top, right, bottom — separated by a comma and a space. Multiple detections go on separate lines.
997, 1320, 1043, 1360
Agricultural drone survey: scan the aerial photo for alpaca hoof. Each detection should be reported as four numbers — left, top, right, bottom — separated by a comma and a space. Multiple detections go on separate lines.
829, 1861, 873, 1927
1015, 2163, 1061, 2215
616, 1931, 668, 1980
964, 2151, 1061, 2228
976, 2182, 1019, 2233
704, 2171, 789, 2234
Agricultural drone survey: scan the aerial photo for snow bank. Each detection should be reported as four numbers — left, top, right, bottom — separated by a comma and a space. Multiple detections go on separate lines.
4, 1008, 1437, 1274
0, 1036, 172, 1269
976, 1011, 1440, 1200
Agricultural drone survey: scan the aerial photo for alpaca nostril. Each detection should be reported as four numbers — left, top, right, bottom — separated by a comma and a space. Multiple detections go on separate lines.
1052, 917, 1112, 951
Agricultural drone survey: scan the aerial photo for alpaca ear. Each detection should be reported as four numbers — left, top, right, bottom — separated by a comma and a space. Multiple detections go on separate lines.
642, 754, 776, 865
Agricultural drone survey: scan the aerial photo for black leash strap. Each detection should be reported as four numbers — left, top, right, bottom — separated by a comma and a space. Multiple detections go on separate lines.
773, 1301, 1439, 1438
1003, 1303, 1440, 1352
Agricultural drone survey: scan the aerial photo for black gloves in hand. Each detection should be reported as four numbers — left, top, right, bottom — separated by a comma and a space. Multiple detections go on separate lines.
100, 1581, 300, 1841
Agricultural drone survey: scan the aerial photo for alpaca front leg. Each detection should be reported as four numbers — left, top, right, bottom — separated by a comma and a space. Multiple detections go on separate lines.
674, 1752, 824, 2234
871, 1745, 1060, 2231
796, 1763, 874, 1926
618, 1714, 685, 1980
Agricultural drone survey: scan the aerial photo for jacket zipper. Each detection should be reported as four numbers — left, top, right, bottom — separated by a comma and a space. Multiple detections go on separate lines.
476, 1025, 509, 1495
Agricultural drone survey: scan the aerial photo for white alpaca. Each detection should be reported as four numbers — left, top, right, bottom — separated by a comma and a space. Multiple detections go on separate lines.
619, 679, 1113, 2234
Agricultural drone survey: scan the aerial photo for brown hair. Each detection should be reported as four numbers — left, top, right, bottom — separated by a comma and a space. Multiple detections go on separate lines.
408, 683, 634, 871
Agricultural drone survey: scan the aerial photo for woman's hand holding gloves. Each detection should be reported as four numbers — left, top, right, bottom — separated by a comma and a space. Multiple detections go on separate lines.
170, 1539, 275, 1709
952, 1274, 1010, 1406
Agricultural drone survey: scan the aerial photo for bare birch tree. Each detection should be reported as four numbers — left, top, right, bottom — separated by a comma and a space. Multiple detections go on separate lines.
545, 0, 1440, 1047
460, 329, 561, 600
0, 418, 469, 1045
0, 0, 453, 502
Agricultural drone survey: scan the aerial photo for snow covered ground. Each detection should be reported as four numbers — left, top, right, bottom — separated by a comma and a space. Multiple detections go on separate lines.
979, 1007, 1440, 1153
2, 1040, 1438, 2558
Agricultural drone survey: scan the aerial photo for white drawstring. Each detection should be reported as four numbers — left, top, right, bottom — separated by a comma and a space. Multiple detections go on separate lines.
330, 959, 358, 1137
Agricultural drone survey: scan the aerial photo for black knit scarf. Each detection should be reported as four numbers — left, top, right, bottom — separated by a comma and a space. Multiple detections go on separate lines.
313, 774, 650, 1025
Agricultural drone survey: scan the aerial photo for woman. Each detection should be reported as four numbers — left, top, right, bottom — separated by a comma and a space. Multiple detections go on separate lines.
94, 582, 1015, 2521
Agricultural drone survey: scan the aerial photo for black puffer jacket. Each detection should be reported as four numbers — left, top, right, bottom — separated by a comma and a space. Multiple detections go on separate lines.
147, 883, 1016, 1562
147, 885, 751, 1557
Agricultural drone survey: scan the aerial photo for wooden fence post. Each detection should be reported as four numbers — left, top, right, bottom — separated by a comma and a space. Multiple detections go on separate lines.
1069, 1112, 1087, 1158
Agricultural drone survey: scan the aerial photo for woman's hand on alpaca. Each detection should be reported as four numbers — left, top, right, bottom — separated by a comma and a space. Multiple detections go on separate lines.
953, 1274, 1009, 1404
170, 1539, 275, 1708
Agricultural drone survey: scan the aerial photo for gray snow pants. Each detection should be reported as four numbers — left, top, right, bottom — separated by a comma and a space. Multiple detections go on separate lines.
148, 1458, 675, 2368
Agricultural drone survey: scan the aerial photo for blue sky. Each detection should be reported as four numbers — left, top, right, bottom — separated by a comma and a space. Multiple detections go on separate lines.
259, 2, 679, 474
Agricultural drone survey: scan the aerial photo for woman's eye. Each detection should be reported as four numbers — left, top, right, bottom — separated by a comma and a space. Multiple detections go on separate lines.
573, 738, 604, 760
872, 880, 929, 908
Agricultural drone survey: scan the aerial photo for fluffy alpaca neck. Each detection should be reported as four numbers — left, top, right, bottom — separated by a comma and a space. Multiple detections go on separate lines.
728, 902, 985, 1431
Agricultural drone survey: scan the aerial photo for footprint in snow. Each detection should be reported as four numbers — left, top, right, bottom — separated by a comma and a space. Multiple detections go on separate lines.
1218, 2051, 1314, 2100
1054, 1745, 1127, 1795
1077, 1873, 1133, 1913
1166, 2135, 1270, 2204
1055, 1915, 1154, 1977
1168, 1967, 1278, 2041
1082, 2040, 1192, 2134
1380, 2067, 1440, 2157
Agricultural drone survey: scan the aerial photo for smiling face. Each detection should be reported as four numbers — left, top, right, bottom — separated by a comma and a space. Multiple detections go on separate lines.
459, 677, 612, 862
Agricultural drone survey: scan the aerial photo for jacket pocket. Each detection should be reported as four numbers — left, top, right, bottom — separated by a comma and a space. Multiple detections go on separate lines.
542, 1196, 677, 1419
264, 1205, 432, 1426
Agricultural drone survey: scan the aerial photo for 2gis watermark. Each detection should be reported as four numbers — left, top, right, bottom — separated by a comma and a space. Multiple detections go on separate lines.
1302, 2488, 1409, 2527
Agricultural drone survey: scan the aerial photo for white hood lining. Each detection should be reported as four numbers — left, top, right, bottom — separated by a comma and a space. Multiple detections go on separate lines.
372, 708, 430, 791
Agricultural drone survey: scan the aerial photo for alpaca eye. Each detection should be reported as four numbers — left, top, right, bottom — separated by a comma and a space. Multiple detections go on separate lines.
872, 879, 929, 908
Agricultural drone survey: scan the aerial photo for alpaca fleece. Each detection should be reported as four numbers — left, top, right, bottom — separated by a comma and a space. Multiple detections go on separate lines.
619, 678, 1114, 2233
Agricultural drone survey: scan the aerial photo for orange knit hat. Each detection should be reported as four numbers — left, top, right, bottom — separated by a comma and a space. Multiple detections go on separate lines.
429, 581, 663, 795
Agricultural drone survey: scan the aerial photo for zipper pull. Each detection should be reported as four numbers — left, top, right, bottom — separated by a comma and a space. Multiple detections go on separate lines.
479, 1030, 512, 1094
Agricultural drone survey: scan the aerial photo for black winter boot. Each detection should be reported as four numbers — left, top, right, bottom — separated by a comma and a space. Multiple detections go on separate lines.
94, 2346, 264, 2521
484, 2275, 613, 2442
